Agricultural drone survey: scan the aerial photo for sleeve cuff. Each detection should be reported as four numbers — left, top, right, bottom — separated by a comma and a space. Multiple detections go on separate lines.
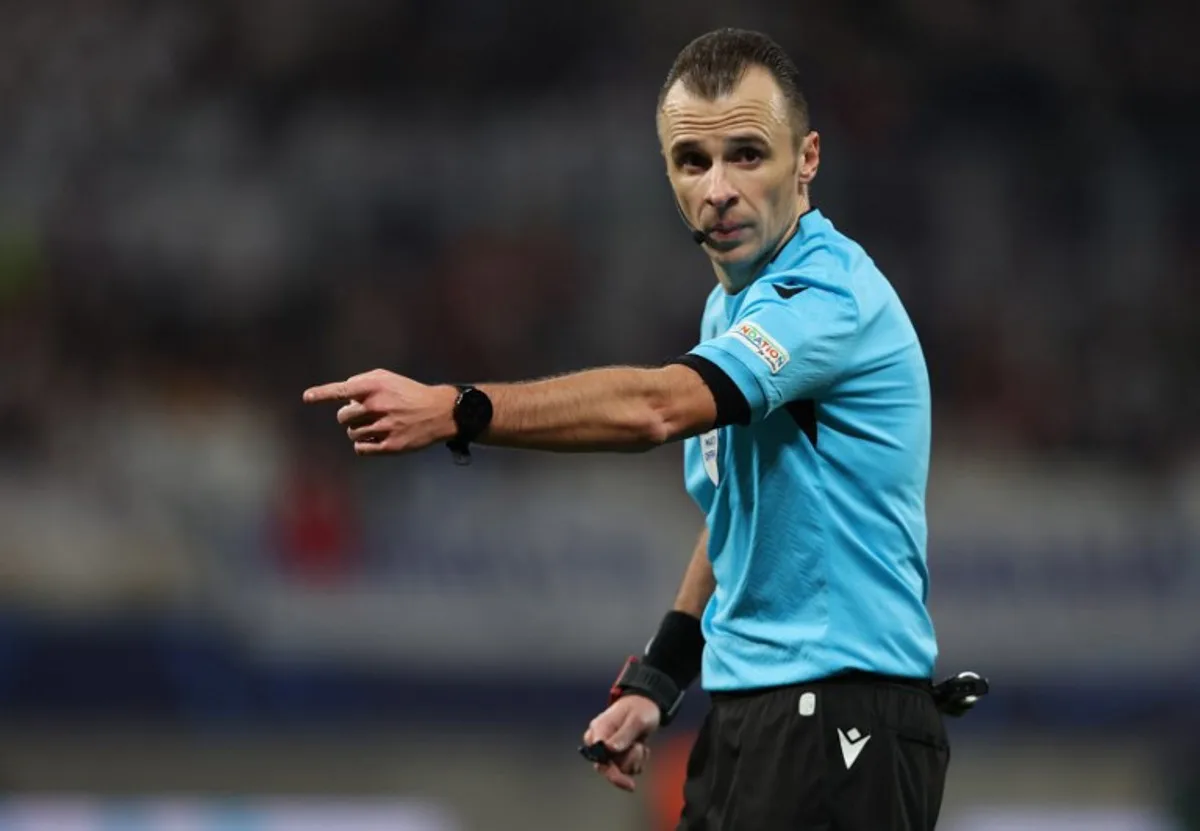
667, 353, 752, 427
685, 341, 771, 418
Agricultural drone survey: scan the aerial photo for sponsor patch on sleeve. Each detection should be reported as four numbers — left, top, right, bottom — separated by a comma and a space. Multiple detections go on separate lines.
727, 321, 790, 374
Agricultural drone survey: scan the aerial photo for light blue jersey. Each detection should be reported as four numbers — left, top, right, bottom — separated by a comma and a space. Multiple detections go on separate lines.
681, 208, 937, 691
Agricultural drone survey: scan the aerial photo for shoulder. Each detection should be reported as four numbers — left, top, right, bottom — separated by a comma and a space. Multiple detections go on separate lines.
747, 261, 862, 322
702, 282, 725, 311
697, 283, 725, 337
758, 223, 903, 322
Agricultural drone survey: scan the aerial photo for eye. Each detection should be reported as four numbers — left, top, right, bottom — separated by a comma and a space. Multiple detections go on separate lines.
731, 146, 764, 165
676, 152, 709, 174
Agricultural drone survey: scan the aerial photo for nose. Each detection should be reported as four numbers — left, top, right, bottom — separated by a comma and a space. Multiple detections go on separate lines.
703, 163, 739, 215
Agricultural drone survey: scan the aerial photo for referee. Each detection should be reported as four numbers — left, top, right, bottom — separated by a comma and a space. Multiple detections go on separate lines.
306, 28, 974, 831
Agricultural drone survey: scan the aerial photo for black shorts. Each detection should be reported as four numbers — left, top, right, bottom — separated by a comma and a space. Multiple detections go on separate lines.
677, 672, 950, 831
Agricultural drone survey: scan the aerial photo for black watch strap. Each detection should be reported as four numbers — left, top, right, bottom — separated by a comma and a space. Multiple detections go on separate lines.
447, 384, 493, 466
611, 657, 686, 726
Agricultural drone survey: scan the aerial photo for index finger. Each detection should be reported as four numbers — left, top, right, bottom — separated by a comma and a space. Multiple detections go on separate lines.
303, 377, 373, 404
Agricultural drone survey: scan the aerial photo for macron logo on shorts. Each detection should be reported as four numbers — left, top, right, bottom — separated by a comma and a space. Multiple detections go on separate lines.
729, 321, 790, 374
837, 727, 871, 769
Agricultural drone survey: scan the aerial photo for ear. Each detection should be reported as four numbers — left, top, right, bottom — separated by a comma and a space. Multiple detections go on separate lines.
797, 131, 820, 191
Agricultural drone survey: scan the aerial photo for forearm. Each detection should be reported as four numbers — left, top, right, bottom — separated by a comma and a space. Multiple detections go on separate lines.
635, 527, 712, 702
673, 527, 714, 619
476, 364, 716, 452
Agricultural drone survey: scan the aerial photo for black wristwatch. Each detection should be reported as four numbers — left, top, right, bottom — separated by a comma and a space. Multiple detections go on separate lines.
447, 384, 493, 465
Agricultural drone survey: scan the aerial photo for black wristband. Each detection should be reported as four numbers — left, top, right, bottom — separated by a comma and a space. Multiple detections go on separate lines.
611, 659, 686, 726
642, 610, 705, 691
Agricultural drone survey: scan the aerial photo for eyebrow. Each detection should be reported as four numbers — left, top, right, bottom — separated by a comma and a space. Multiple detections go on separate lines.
726, 133, 769, 147
670, 133, 770, 157
670, 139, 703, 158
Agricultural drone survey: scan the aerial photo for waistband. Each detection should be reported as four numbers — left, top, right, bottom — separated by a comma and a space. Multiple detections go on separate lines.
709, 669, 934, 702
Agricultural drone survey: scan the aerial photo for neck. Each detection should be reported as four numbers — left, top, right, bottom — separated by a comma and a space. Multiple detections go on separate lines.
713, 198, 810, 294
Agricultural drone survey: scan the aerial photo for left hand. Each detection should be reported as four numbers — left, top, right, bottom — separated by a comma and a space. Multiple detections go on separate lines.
582, 694, 662, 792
303, 369, 458, 456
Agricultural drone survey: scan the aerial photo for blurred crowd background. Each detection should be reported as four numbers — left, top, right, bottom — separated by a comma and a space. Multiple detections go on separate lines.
1, 1, 1197, 829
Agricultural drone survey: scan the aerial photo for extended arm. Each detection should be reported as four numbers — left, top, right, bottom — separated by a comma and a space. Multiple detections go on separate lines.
477, 364, 718, 452
303, 363, 725, 456
303, 273, 851, 459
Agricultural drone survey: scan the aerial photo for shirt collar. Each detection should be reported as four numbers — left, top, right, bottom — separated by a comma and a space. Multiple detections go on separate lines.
766, 207, 822, 271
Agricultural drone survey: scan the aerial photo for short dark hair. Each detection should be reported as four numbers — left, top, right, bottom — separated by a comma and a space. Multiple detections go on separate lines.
659, 28, 810, 136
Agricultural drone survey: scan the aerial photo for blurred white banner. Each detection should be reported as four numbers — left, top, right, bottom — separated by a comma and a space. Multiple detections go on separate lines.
943, 806, 1180, 831
0, 798, 458, 831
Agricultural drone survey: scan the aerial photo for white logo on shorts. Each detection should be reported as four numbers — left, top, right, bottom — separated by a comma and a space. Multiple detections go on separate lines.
837, 727, 871, 770
700, 429, 719, 485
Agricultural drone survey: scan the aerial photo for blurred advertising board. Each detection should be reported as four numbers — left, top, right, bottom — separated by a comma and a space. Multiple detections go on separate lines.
229, 460, 1200, 684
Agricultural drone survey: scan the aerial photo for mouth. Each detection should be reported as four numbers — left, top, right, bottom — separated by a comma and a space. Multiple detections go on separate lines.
706, 223, 749, 242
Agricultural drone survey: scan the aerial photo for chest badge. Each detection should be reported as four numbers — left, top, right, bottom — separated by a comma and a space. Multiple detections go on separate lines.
700, 429, 720, 486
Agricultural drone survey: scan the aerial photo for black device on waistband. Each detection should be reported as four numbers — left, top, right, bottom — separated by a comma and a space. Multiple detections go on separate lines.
932, 671, 990, 717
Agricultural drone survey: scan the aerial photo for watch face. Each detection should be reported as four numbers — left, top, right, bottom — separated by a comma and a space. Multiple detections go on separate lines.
455, 387, 493, 437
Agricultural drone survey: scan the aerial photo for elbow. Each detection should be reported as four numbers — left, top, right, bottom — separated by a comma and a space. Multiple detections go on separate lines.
639, 366, 717, 447
640, 412, 674, 448
623, 401, 674, 449
640, 401, 701, 447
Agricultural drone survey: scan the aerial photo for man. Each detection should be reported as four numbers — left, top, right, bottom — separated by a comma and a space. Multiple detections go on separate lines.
306, 28, 966, 830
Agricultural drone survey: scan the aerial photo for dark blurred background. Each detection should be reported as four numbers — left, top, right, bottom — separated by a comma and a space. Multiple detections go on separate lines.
0, 1, 1197, 829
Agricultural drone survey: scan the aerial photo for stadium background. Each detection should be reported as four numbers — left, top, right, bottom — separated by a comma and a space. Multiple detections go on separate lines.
0, 1, 1197, 829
